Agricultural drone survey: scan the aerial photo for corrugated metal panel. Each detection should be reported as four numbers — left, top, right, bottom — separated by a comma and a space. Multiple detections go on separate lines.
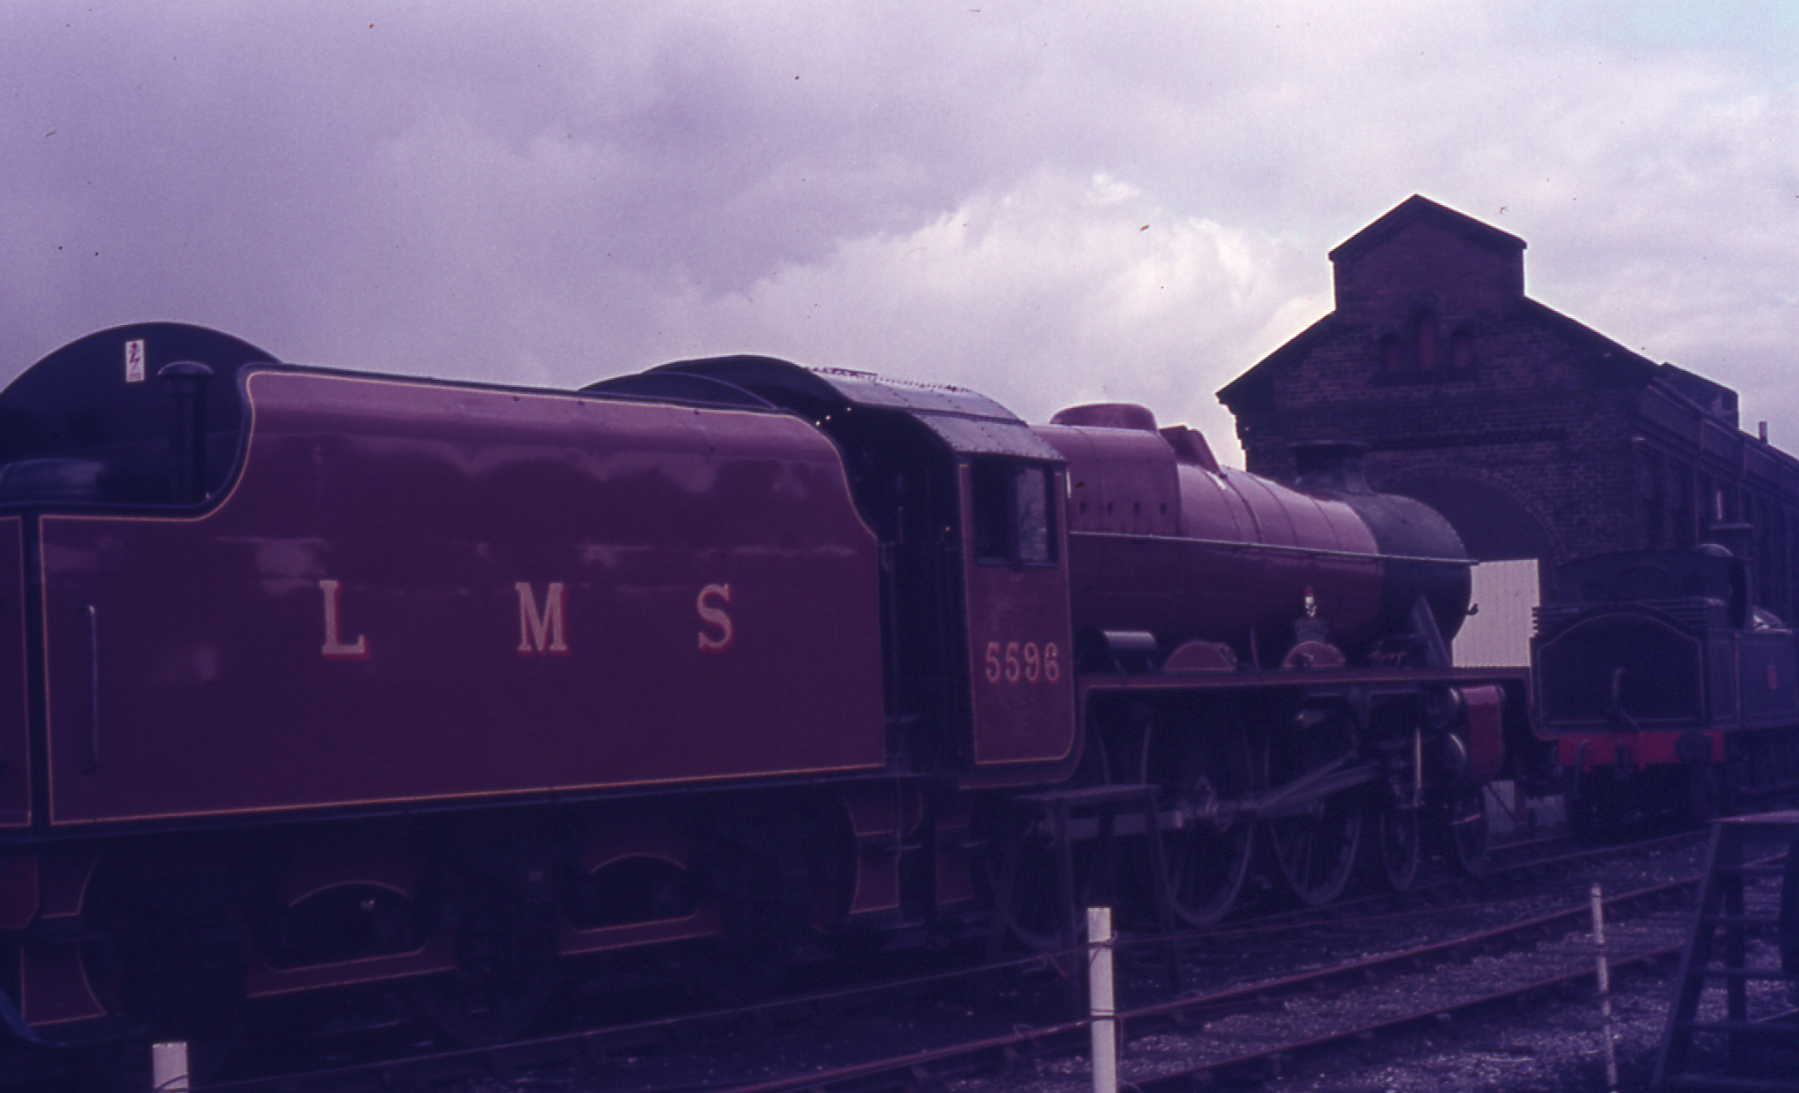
1454, 558, 1540, 668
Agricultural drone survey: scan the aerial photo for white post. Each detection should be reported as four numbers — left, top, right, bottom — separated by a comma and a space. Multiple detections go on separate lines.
151, 1041, 190, 1093
1088, 905, 1118, 1093
1589, 883, 1619, 1093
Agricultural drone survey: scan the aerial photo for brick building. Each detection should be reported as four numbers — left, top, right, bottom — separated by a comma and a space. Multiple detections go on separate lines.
1217, 194, 1799, 624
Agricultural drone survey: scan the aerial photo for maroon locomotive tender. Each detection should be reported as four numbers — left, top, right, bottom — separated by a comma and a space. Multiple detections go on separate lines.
0, 323, 1526, 1047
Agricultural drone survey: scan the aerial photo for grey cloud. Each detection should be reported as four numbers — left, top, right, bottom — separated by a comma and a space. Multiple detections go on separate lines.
2, 1, 1793, 470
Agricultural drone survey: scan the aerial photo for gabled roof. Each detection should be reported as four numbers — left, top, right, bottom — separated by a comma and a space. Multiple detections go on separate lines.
1327, 194, 1526, 265
1216, 197, 1657, 415
1216, 313, 1334, 411
1517, 298, 1658, 384
1655, 363, 1738, 425
1216, 293, 1659, 415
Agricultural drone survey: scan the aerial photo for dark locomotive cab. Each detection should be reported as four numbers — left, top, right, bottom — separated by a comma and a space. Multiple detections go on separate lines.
1535, 544, 1799, 831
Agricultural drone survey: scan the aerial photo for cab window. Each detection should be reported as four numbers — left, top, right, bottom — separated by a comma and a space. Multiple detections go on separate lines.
973, 459, 1056, 565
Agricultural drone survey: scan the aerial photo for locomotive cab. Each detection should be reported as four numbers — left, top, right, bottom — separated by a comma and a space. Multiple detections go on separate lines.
629, 356, 1079, 784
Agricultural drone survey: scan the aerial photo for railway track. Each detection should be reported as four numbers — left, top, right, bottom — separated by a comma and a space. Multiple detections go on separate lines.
715, 869, 1713, 1091
61, 826, 1742, 1091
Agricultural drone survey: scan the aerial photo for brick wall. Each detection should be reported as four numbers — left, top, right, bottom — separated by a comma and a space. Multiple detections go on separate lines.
1236, 300, 1644, 564
1221, 196, 1799, 617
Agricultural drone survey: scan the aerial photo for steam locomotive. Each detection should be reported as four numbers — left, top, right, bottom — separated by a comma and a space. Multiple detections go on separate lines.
0, 322, 1524, 1048
1534, 543, 1799, 834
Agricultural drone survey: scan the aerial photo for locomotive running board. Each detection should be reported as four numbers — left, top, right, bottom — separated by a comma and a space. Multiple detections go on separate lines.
1078, 665, 1528, 695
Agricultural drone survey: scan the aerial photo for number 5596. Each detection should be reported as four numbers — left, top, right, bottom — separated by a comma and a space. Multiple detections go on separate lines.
983, 640, 1060, 684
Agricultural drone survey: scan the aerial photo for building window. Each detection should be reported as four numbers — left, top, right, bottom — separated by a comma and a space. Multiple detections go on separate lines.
1673, 465, 1695, 548
1698, 472, 1720, 537
1371, 308, 1474, 384
1412, 309, 1438, 371
1450, 328, 1476, 371
1380, 333, 1403, 372
1639, 447, 1664, 548
1770, 505, 1788, 618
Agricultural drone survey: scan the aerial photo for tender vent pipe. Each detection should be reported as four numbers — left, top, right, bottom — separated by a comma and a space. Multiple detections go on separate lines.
158, 361, 214, 502
1291, 441, 1372, 495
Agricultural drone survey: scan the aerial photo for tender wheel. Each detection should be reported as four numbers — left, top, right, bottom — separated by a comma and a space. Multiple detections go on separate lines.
986, 739, 1112, 950
82, 860, 248, 1044
1444, 787, 1492, 876
698, 806, 857, 999
1141, 715, 1256, 927
422, 875, 559, 1046
1365, 799, 1422, 892
989, 813, 1101, 951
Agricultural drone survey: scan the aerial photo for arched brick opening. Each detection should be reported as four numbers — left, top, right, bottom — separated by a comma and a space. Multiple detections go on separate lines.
1382, 471, 1556, 564
1384, 470, 1556, 667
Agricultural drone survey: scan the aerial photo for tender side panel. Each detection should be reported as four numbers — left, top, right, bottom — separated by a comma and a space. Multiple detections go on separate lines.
42, 370, 886, 825
0, 517, 27, 827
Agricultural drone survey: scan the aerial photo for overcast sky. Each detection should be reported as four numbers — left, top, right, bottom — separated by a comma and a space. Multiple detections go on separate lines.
5, 1, 1794, 462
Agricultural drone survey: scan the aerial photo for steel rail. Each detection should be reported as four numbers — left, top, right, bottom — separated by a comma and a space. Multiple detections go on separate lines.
165, 830, 1722, 1093
709, 867, 1721, 1092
